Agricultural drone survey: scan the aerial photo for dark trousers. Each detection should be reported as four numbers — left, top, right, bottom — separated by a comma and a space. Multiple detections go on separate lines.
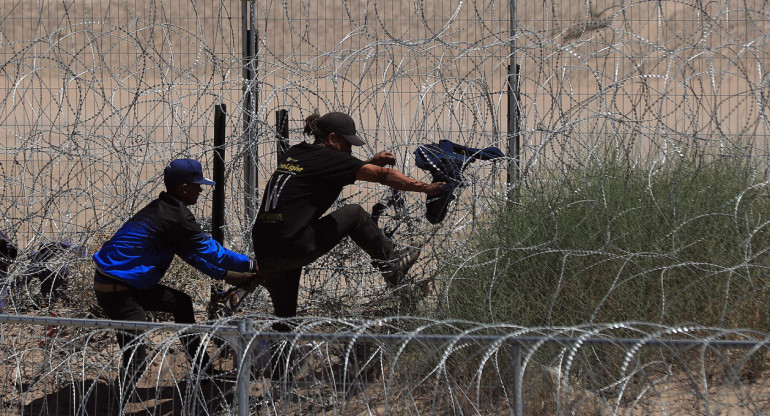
256, 204, 394, 379
94, 278, 209, 377
256, 204, 395, 331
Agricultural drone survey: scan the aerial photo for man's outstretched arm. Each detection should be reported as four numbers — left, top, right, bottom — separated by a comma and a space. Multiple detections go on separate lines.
356, 164, 446, 197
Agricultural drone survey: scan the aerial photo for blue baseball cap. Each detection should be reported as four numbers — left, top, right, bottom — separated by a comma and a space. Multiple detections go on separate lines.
163, 158, 215, 185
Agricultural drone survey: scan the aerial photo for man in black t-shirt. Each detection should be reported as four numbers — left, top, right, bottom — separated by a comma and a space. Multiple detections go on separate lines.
252, 112, 445, 332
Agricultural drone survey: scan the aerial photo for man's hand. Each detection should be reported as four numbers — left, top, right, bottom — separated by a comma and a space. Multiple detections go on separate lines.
425, 182, 448, 197
367, 151, 396, 167
224, 270, 261, 288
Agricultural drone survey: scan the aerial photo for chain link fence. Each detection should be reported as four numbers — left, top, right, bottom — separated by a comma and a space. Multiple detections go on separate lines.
2, 0, 770, 414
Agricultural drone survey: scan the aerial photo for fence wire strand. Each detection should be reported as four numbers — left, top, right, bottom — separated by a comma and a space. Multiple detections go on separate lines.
2, 0, 770, 414
3, 316, 770, 415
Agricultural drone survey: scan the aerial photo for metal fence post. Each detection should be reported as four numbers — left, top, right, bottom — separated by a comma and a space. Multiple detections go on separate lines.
242, 2, 259, 242
210, 104, 227, 318
213, 104, 226, 244
236, 319, 253, 416
512, 341, 522, 416
276, 109, 289, 161
506, 0, 520, 204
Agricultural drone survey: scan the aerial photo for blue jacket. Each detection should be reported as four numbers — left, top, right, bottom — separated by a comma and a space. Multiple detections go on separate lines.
92, 192, 251, 290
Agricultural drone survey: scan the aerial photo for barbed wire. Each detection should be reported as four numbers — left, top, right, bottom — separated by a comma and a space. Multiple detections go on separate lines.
2, 315, 770, 414
1, 0, 770, 413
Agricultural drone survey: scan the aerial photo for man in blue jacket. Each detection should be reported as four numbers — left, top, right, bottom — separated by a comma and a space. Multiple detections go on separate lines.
93, 158, 260, 382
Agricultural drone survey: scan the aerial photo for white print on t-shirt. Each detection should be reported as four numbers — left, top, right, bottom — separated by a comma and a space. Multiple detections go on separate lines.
264, 172, 291, 212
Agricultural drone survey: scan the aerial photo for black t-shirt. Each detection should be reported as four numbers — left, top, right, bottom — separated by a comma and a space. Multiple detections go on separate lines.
254, 142, 366, 250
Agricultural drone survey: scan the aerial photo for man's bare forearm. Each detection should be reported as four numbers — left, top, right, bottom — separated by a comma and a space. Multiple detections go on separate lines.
378, 167, 431, 192
356, 164, 445, 196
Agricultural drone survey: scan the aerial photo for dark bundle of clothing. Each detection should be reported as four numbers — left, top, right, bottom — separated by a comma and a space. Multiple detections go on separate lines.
0, 230, 18, 279
0, 238, 86, 313
27, 241, 85, 300
0, 231, 18, 314
413, 139, 505, 224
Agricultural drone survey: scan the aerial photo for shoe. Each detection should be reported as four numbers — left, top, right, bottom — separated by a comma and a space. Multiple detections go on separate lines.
376, 247, 421, 286
371, 189, 407, 225
370, 202, 387, 224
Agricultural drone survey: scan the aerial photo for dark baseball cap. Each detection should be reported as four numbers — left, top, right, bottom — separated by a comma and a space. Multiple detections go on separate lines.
317, 112, 365, 146
163, 158, 215, 185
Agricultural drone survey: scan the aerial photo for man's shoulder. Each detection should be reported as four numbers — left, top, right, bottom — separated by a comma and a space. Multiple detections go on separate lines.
136, 192, 193, 223
287, 143, 360, 165
289, 141, 325, 155
157, 191, 183, 206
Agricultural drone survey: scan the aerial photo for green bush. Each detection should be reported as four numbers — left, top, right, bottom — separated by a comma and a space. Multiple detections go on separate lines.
438, 148, 770, 329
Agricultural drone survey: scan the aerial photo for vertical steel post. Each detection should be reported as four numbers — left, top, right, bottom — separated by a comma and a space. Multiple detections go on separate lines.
513, 342, 522, 416
235, 320, 252, 416
212, 104, 226, 244
210, 104, 227, 308
507, 0, 520, 204
276, 109, 289, 161
242, 3, 259, 237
